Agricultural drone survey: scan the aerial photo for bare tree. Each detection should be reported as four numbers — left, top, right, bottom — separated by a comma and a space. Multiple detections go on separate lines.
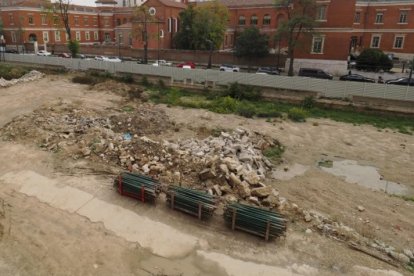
275, 0, 318, 76
132, 6, 156, 64
56, 0, 72, 41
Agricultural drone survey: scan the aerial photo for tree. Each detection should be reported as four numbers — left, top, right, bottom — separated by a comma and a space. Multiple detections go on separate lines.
234, 27, 269, 67
174, 1, 228, 50
356, 49, 393, 72
45, 0, 79, 57
132, 6, 156, 64
275, 0, 318, 76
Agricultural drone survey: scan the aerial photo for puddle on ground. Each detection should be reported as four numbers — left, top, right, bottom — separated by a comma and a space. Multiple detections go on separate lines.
320, 160, 408, 196
272, 164, 310, 181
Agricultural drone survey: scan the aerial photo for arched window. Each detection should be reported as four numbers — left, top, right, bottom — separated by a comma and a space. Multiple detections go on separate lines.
238, 15, 245, 25
263, 14, 271, 25
276, 14, 285, 24
251, 15, 258, 25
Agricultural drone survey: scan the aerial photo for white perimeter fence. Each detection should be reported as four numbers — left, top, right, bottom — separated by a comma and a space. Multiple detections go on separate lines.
5, 54, 414, 102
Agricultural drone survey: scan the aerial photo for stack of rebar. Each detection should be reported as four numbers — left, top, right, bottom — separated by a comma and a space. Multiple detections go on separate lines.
114, 172, 161, 203
166, 186, 218, 220
223, 203, 287, 241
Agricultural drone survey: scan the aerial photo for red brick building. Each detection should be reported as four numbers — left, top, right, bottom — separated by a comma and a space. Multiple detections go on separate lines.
1, 0, 413, 72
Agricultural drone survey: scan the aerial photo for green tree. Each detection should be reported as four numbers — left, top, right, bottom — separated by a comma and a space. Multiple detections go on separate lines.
275, 0, 318, 76
173, 5, 196, 50
234, 27, 269, 69
174, 1, 228, 50
356, 49, 393, 72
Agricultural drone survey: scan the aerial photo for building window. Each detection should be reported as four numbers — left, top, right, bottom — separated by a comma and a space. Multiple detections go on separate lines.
85, 31, 90, 41
65, 33, 69, 41
11, 31, 16, 43
43, 31, 49, 43
53, 16, 59, 25
168, 18, 172, 32
123, 18, 127, 24
55, 31, 61, 42
9, 14, 14, 25
84, 16, 89, 26
74, 16, 79, 26
399, 11, 408, 24
117, 18, 121, 26
104, 18, 109, 26
263, 14, 271, 25
317, 6, 327, 21
238, 15, 245, 25
104, 33, 110, 42
354, 12, 361, 23
393, 36, 404, 49
76, 31, 81, 41
93, 17, 98, 26
28, 15, 34, 24
41, 14, 47, 25
94, 31, 99, 40
250, 15, 258, 25
311, 36, 324, 54
375, 12, 383, 24
371, 35, 381, 48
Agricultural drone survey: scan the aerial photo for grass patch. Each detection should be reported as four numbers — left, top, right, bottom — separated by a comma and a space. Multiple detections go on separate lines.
263, 145, 285, 163
122, 105, 134, 112
146, 84, 414, 134
0, 64, 29, 80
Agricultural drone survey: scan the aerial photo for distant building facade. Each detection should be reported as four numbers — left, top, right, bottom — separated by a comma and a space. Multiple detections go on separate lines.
1, 0, 413, 70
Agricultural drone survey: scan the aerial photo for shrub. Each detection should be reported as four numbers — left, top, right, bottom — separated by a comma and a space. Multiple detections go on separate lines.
72, 75, 97, 85
223, 82, 262, 101
0, 65, 28, 80
302, 96, 315, 109
211, 96, 239, 114
256, 111, 282, 118
119, 74, 134, 84
288, 107, 307, 122
356, 48, 393, 72
157, 79, 166, 89
236, 101, 256, 118
67, 40, 80, 58
141, 76, 151, 86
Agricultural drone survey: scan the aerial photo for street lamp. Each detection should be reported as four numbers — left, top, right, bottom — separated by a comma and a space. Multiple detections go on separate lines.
118, 33, 122, 59
206, 39, 213, 69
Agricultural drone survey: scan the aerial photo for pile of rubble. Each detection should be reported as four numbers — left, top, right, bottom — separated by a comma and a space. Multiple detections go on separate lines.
0, 103, 283, 208
0, 70, 44, 88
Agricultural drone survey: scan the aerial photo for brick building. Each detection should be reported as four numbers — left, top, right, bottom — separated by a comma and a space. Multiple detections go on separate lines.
1, 0, 413, 73
0, 0, 117, 49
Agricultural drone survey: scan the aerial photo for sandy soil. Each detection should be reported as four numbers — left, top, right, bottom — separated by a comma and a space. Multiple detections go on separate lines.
0, 76, 413, 276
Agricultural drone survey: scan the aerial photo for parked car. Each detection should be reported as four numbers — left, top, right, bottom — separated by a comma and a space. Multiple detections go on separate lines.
339, 74, 375, 83
219, 64, 240, 72
152, 60, 172, 66
37, 50, 52, 56
182, 65, 192, 70
177, 61, 196, 69
298, 68, 333, 80
5, 48, 18, 53
256, 67, 280, 75
94, 55, 105, 61
385, 77, 414, 86
58, 53, 71, 58
103, 56, 122, 62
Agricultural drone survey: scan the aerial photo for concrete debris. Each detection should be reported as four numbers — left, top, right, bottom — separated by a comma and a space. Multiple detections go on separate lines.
305, 229, 312, 234
0, 70, 44, 88
0, 104, 282, 208
357, 205, 365, 212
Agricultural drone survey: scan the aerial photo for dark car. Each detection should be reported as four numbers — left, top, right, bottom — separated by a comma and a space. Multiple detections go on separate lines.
256, 67, 280, 75
177, 61, 196, 69
5, 48, 18, 53
385, 77, 414, 86
58, 53, 71, 58
339, 74, 375, 83
298, 68, 333, 80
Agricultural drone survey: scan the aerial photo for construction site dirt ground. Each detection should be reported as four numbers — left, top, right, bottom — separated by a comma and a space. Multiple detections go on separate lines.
0, 75, 413, 276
